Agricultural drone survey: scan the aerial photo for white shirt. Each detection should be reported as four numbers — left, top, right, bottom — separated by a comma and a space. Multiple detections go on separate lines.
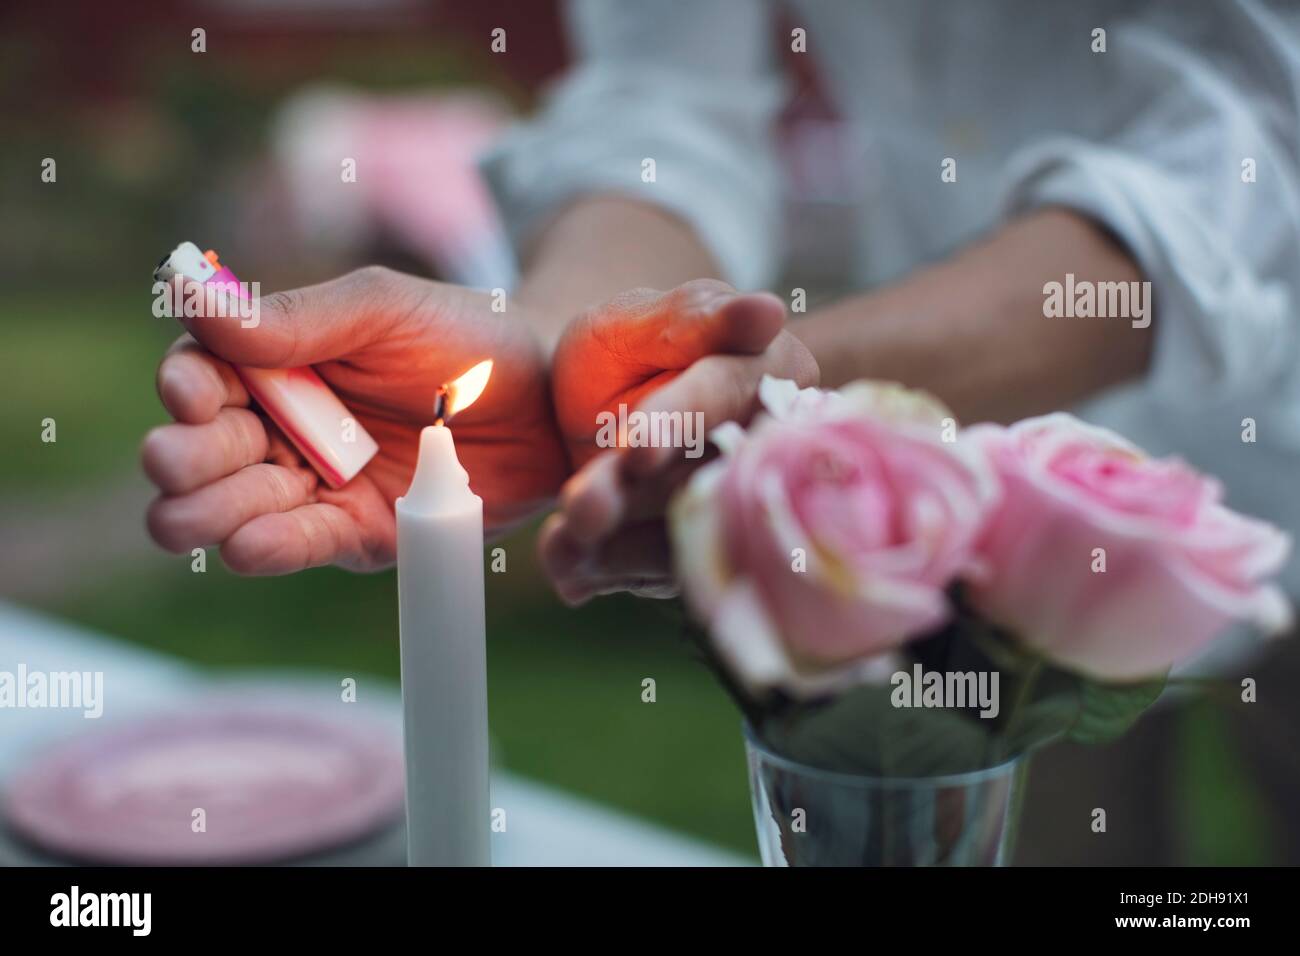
482, 0, 1300, 599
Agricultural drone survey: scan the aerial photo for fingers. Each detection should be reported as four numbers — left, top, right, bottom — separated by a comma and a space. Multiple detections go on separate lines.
541, 447, 695, 604
222, 505, 356, 575
555, 280, 789, 472
222, 478, 396, 574
538, 513, 676, 607
647, 281, 786, 362
147, 463, 314, 554
638, 330, 819, 429
142, 407, 269, 495
623, 330, 818, 475
172, 265, 415, 368
559, 448, 698, 547
156, 335, 249, 424
542, 329, 819, 605
556, 452, 623, 547
572, 279, 786, 371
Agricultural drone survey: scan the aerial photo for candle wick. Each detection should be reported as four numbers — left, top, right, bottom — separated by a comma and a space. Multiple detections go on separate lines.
433, 386, 450, 426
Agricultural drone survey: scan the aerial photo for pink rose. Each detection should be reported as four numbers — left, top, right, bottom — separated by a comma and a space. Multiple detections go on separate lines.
966, 413, 1292, 680
669, 377, 998, 697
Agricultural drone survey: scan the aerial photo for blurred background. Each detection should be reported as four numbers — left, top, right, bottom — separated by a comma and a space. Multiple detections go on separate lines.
0, 0, 1287, 864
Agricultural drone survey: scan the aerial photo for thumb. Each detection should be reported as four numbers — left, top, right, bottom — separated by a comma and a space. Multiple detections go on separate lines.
592, 279, 786, 370
173, 266, 402, 368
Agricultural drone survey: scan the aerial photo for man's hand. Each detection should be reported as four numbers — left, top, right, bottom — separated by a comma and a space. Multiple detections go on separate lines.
143, 266, 568, 574
541, 279, 818, 605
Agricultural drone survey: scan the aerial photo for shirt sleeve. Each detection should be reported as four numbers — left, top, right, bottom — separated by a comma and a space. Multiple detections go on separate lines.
999, 0, 1300, 417
479, 0, 786, 291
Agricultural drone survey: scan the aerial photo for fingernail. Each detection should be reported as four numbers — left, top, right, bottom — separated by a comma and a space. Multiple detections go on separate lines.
692, 290, 735, 313
557, 579, 595, 607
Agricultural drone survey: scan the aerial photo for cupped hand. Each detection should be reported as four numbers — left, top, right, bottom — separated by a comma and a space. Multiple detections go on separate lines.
143, 266, 568, 574
541, 279, 819, 605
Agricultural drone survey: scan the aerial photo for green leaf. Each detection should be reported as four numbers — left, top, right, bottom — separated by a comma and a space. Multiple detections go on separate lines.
1069, 675, 1166, 745
1000, 686, 1080, 756
759, 683, 993, 777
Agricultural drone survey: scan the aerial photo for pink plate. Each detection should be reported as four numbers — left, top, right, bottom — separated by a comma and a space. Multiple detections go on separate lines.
3, 702, 405, 865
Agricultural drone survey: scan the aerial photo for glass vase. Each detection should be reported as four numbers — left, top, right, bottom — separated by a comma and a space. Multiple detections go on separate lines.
744, 723, 1026, 866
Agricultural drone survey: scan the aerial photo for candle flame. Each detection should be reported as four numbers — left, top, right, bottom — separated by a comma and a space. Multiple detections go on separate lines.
443, 359, 493, 419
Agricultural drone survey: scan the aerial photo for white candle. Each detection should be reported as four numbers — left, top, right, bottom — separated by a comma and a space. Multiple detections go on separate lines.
396, 362, 493, 867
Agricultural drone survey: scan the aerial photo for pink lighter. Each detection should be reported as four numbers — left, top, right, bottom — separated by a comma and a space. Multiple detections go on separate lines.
154, 242, 379, 488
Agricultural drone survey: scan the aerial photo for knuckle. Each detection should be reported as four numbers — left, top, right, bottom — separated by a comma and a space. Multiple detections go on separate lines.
260, 291, 305, 366
675, 278, 734, 300
261, 466, 302, 514
342, 265, 398, 305
670, 278, 736, 315
343, 265, 431, 334
214, 413, 241, 468
598, 286, 661, 319
262, 288, 304, 322
219, 409, 260, 468
296, 507, 340, 567
612, 285, 661, 304
351, 264, 394, 287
